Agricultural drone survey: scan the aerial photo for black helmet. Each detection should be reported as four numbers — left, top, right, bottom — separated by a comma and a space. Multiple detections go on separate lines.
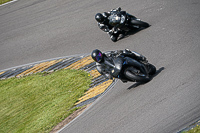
95, 13, 104, 23
91, 49, 103, 63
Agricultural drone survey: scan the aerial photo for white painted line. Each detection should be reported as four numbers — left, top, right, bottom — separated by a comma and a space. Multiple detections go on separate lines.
0, 0, 18, 7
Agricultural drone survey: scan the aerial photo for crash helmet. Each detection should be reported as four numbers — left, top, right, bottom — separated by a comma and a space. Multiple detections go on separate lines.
95, 13, 104, 23
91, 49, 103, 63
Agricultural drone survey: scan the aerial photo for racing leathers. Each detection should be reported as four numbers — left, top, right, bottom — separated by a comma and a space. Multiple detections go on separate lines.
96, 7, 124, 42
95, 49, 148, 81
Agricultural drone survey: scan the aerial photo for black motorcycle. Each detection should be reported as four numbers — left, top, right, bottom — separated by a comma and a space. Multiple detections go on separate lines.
105, 51, 156, 83
108, 10, 149, 42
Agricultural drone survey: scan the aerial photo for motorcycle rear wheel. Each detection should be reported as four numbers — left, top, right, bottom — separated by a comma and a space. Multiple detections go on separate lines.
130, 20, 149, 28
124, 67, 150, 83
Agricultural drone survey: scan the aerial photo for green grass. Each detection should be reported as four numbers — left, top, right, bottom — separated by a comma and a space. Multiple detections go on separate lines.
0, 69, 92, 133
0, 0, 12, 5
184, 125, 200, 133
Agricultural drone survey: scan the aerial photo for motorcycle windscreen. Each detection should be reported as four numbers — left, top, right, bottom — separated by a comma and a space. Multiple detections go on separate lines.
108, 11, 121, 26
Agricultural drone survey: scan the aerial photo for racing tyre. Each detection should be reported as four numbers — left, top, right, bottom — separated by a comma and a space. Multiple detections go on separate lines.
110, 34, 119, 42
148, 64, 156, 75
124, 67, 150, 83
131, 20, 150, 28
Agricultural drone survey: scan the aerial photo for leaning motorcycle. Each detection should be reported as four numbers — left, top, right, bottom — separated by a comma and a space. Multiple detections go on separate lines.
105, 51, 156, 83
108, 10, 149, 42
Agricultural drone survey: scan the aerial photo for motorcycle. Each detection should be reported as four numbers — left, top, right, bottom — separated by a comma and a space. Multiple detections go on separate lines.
104, 50, 156, 83
108, 10, 149, 42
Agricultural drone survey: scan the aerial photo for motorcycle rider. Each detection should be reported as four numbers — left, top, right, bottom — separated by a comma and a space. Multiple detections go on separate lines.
95, 7, 124, 42
95, 7, 149, 42
91, 49, 150, 82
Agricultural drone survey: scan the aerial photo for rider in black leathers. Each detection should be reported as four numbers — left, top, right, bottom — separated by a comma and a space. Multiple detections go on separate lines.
95, 7, 142, 42
95, 7, 126, 42
91, 49, 149, 82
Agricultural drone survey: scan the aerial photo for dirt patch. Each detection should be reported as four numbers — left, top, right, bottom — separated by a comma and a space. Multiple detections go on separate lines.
50, 104, 91, 133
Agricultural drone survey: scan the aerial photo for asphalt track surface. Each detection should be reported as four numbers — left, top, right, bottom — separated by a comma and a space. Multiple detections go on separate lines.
0, 0, 200, 133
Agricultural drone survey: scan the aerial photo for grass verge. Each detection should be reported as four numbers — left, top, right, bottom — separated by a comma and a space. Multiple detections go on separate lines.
184, 125, 200, 133
0, 0, 12, 5
0, 69, 92, 133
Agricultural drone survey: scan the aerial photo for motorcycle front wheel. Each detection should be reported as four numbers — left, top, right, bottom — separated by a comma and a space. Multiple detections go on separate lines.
124, 67, 150, 83
110, 34, 119, 42
130, 20, 149, 28
147, 64, 156, 75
